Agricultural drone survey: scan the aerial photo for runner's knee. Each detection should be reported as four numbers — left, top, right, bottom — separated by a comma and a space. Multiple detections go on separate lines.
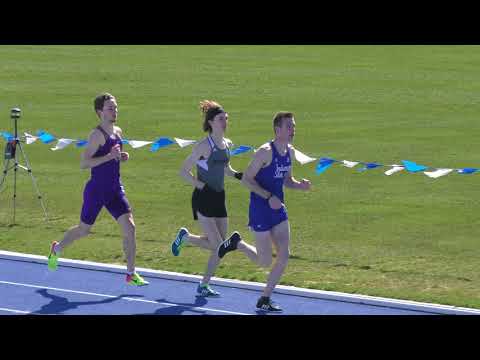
128, 221, 136, 235
122, 217, 136, 238
205, 231, 223, 247
78, 224, 91, 237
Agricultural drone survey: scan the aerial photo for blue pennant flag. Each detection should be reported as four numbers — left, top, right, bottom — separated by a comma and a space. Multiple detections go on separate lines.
316, 158, 336, 175
1, 131, 14, 141
150, 137, 175, 152
36, 130, 56, 144
401, 160, 428, 172
458, 168, 478, 174
231, 145, 252, 156
359, 162, 382, 172
75, 140, 88, 147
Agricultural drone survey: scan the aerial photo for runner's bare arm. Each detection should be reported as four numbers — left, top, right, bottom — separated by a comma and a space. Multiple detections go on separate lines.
241, 147, 272, 199
80, 130, 119, 169
225, 163, 243, 180
284, 146, 311, 190
224, 138, 243, 179
115, 126, 129, 162
179, 140, 209, 189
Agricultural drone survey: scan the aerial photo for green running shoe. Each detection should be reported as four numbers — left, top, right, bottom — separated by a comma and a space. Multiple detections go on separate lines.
196, 283, 220, 297
48, 241, 59, 271
126, 272, 150, 286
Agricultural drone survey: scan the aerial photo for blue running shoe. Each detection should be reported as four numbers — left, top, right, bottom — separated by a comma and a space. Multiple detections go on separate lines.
196, 283, 220, 297
172, 227, 189, 256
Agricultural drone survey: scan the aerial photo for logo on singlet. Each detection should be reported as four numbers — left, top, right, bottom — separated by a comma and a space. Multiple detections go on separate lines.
274, 164, 291, 179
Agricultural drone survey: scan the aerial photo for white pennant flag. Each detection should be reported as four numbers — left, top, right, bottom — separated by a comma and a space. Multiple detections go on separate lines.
51, 138, 75, 151
424, 168, 453, 179
24, 132, 38, 144
174, 137, 197, 148
385, 165, 404, 176
127, 140, 153, 149
342, 160, 359, 168
293, 148, 316, 165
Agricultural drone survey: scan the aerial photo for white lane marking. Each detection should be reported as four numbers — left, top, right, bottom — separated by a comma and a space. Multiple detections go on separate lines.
0, 307, 30, 314
0, 280, 250, 315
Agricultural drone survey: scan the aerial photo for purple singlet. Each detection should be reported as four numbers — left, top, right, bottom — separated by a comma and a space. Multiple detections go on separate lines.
80, 125, 131, 225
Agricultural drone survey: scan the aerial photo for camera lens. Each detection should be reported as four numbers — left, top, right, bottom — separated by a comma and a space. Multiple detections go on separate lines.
10, 107, 21, 119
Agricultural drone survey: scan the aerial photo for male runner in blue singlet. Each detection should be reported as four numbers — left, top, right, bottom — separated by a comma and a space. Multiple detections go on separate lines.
218, 112, 311, 312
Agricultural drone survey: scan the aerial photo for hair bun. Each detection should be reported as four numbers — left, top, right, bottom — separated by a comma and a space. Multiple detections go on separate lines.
199, 100, 221, 114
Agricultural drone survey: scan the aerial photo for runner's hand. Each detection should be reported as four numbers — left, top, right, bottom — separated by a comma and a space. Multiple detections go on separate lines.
268, 195, 283, 210
110, 144, 121, 160
299, 178, 311, 191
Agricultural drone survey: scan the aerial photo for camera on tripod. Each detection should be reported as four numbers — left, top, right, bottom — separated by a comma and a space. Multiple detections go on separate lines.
11, 107, 21, 120
1, 107, 48, 223
4, 108, 21, 160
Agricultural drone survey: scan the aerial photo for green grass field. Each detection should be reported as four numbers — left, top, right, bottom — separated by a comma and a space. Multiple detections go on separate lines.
1, 45, 480, 309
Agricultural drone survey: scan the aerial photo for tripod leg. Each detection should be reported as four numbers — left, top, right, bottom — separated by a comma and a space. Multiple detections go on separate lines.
16, 142, 48, 221
13, 156, 17, 224
0, 158, 11, 192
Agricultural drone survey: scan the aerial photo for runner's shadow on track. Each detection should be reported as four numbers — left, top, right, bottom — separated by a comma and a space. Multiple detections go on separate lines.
254, 309, 281, 316
32, 289, 143, 314
138, 296, 209, 315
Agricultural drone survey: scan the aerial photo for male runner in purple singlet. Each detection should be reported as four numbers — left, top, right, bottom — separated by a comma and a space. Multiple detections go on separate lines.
47, 93, 148, 286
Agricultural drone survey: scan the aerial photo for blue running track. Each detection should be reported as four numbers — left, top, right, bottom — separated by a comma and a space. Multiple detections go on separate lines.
1, 251, 479, 315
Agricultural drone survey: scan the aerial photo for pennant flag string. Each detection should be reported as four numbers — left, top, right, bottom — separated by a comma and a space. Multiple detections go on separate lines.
293, 149, 317, 165
401, 160, 428, 173
1, 129, 479, 179
1, 131, 15, 141
385, 165, 404, 176
315, 158, 336, 174
36, 130, 56, 144
51, 139, 75, 151
174, 137, 197, 148
75, 140, 88, 148
424, 169, 454, 179
231, 145, 253, 156
150, 137, 175, 152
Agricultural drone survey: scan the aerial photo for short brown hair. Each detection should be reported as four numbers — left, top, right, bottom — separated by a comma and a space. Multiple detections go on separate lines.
199, 100, 224, 133
273, 111, 294, 133
94, 93, 115, 113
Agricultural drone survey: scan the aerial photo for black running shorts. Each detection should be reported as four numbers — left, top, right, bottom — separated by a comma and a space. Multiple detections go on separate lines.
192, 184, 227, 220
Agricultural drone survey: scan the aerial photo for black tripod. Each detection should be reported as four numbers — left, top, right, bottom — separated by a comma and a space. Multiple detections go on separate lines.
0, 108, 48, 224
